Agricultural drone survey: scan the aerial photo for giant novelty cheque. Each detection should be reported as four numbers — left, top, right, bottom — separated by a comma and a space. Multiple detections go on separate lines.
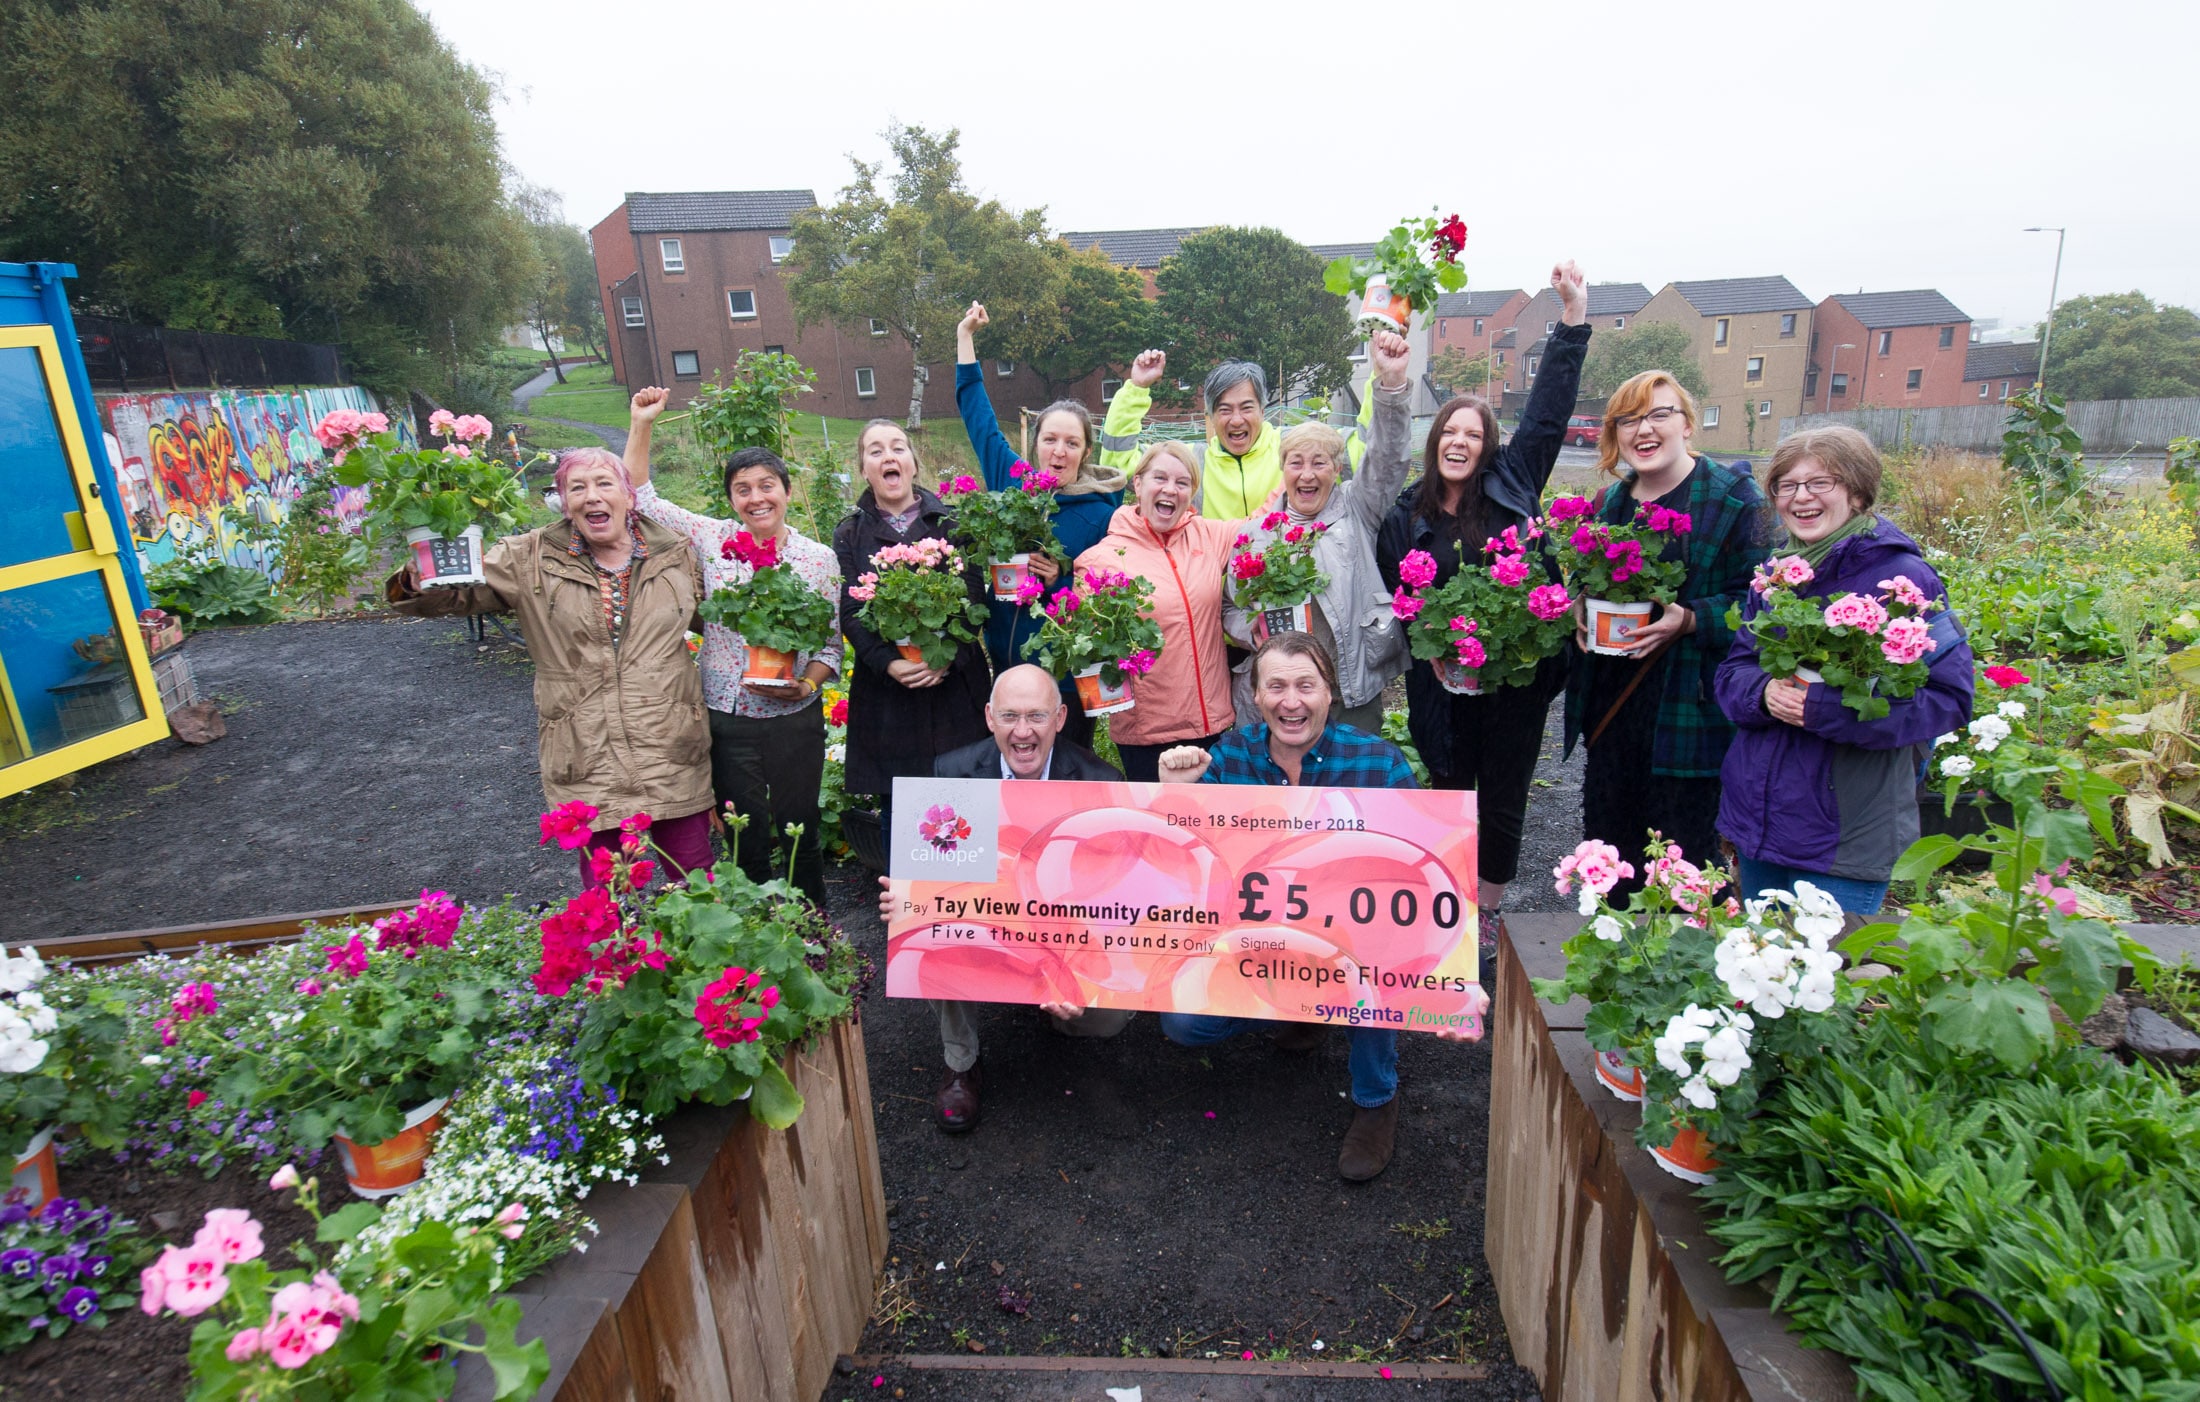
884, 778, 1483, 1033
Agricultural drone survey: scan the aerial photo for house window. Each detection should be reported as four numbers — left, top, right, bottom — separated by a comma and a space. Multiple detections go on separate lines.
1940, 326, 1956, 348
1810, 331, 1820, 353
727, 289, 757, 320
1704, 405, 1721, 428
1613, 316, 1625, 329
764, 344, 785, 356
1101, 378, 1122, 402
768, 236, 794, 263
1545, 320, 1556, 334
1714, 318, 1730, 348
659, 238, 684, 273
671, 350, 700, 378
995, 361, 1014, 378
855, 367, 877, 398
1831, 373, 1849, 396
1906, 368, 1923, 391
1780, 313, 1797, 337
1758, 400, 1773, 417
1473, 318, 1485, 335
1746, 356, 1764, 382
621, 296, 644, 327
2000, 380, 2011, 400
1805, 371, 1819, 399
868, 317, 888, 337
1979, 382, 1990, 398
1877, 331, 1892, 355
1526, 355, 1540, 380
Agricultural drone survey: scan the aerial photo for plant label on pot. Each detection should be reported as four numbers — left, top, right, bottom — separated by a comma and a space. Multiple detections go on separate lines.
11, 1126, 59, 1208
1585, 599, 1655, 656
406, 524, 486, 588
1435, 658, 1484, 696
1073, 664, 1134, 717
1357, 275, 1412, 336
1253, 600, 1315, 645
742, 645, 796, 687
989, 553, 1032, 602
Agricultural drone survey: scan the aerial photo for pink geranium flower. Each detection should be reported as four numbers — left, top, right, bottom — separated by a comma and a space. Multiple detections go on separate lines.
1878, 574, 1929, 609
1879, 615, 1936, 665
538, 800, 600, 850
1822, 593, 1889, 635
1984, 665, 2030, 689
323, 935, 369, 979
145, 1243, 229, 1316
1488, 553, 1531, 588
1526, 583, 1571, 620
1391, 586, 1425, 621
1397, 549, 1438, 589
194, 1208, 264, 1265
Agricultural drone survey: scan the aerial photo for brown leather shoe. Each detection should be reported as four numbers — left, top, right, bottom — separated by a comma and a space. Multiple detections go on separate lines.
1272, 1021, 1329, 1053
1338, 1097, 1400, 1182
934, 1063, 981, 1133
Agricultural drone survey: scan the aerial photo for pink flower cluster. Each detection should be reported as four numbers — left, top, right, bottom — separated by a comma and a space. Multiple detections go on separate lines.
323, 935, 369, 978
1642, 505, 1692, 535
140, 1209, 264, 1318
1526, 583, 1572, 621
1751, 556, 1815, 594
1645, 846, 1716, 916
1879, 615, 1934, 665
1448, 616, 1486, 668
1391, 586, 1424, 621
157, 981, 220, 1045
538, 799, 600, 850
1546, 495, 1596, 522
371, 889, 461, 958
1021, 468, 1061, 493
1118, 649, 1158, 677
854, 537, 964, 596
1822, 593, 1889, 634
427, 409, 494, 443
311, 409, 390, 453
1489, 553, 1531, 588
1041, 589, 1082, 619
226, 1272, 362, 1369
1013, 573, 1046, 606
1553, 840, 1635, 898
1396, 549, 1438, 589
1602, 536, 1646, 585
694, 966, 781, 1047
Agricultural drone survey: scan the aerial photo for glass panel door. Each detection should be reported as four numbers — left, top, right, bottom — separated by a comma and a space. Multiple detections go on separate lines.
0, 326, 166, 793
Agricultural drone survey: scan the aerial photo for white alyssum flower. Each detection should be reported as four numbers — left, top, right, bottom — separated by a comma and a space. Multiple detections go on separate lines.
826, 743, 846, 765
1592, 914, 1625, 943
1940, 754, 1977, 778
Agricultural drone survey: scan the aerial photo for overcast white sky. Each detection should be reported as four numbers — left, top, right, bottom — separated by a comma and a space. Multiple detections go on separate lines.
421, 0, 2195, 335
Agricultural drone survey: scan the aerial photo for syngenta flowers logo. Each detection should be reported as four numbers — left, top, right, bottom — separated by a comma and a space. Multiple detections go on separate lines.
919, 804, 973, 853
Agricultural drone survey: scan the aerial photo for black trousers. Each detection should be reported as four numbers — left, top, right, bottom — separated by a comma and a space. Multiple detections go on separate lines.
1424, 688, 1556, 886
708, 705, 826, 906
1114, 731, 1225, 784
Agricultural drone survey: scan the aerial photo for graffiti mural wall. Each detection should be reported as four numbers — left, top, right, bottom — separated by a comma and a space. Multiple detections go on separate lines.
96, 386, 412, 576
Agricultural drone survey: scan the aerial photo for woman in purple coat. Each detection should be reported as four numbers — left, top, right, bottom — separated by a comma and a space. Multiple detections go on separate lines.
1714, 427, 1975, 914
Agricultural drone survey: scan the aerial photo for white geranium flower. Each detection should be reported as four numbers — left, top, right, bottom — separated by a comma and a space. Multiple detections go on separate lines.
1592, 914, 1624, 942
1932, 732, 1959, 749
1699, 1013, 1755, 1087
1577, 887, 1598, 917
1967, 714, 2011, 752
1790, 882, 1844, 943
1679, 1074, 1719, 1110
1996, 701, 2026, 720
0, 946, 45, 996
1940, 755, 1976, 778
12, 990, 58, 1035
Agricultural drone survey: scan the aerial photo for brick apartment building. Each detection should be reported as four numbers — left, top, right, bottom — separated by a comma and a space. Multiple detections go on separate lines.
1961, 341, 2041, 403
1636, 277, 1815, 454
1427, 288, 1528, 397
592, 190, 1076, 424
1502, 282, 1653, 395
1810, 290, 1972, 410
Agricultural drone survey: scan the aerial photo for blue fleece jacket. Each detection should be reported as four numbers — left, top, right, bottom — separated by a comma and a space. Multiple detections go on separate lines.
954, 363, 1122, 673
1714, 517, 1976, 881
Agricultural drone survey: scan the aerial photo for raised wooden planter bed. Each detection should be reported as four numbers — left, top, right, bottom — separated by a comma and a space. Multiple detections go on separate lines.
1487, 913, 1856, 1402
455, 1015, 889, 1402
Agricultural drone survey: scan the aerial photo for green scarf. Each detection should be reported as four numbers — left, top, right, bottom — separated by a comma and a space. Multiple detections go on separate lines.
1787, 511, 1876, 568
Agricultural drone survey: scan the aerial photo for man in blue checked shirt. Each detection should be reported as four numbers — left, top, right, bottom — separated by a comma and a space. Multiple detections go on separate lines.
1157, 632, 1470, 1182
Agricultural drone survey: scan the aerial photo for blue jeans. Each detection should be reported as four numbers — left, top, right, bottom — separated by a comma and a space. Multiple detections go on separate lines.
1736, 856, 1888, 916
1159, 1013, 1397, 1109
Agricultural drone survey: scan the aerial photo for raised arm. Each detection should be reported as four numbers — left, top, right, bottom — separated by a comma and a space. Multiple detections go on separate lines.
1346, 329, 1416, 534
1098, 349, 1166, 475
953, 302, 1025, 491
1493, 262, 1590, 502
624, 387, 667, 489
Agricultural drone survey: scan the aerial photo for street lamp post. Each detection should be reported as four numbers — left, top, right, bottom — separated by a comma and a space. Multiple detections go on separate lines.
1824, 343, 1856, 414
2024, 226, 2066, 396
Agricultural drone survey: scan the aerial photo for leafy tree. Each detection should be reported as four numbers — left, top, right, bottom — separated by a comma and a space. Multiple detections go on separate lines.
688, 352, 817, 460
2040, 292, 2200, 401
1580, 321, 1710, 400
784, 123, 1054, 429
1430, 346, 1503, 399
0, 0, 537, 388
983, 242, 1151, 403
1153, 227, 1356, 406
514, 184, 596, 382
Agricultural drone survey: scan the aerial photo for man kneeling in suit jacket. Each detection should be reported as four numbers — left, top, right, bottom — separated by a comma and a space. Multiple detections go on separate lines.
879, 664, 1130, 1132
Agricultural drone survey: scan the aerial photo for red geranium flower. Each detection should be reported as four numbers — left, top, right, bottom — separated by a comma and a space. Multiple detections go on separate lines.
1984, 665, 2031, 689
725, 530, 780, 570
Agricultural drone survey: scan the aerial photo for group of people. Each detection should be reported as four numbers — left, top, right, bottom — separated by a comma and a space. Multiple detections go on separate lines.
386, 257, 1976, 1184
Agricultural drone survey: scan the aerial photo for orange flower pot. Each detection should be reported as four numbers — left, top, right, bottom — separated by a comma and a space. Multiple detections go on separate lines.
1648, 1125, 1720, 1184
332, 1096, 448, 1199
1585, 599, 1655, 656
1358, 274, 1412, 335
1593, 1049, 1644, 1102
1073, 664, 1134, 717
894, 639, 926, 666
989, 553, 1033, 602
11, 1127, 58, 1209
742, 645, 795, 686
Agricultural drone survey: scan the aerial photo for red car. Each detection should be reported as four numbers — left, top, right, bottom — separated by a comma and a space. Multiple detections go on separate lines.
1562, 414, 1602, 447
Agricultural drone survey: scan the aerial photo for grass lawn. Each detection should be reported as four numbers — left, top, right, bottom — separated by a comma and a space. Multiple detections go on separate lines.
508, 416, 606, 451
523, 361, 630, 429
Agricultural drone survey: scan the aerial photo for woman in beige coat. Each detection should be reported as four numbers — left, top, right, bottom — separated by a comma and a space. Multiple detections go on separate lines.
387, 447, 716, 883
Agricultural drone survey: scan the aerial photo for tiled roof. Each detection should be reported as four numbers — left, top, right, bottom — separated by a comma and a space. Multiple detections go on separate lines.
626, 190, 816, 233
1582, 282, 1653, 317
1830, 289, 1970, 327
1964, 341, 2041, 380
1492, 328, 1518, 349
1432, 289, 1525, 317
1667, 276, 1814, 316
1063, 228, 1375, 268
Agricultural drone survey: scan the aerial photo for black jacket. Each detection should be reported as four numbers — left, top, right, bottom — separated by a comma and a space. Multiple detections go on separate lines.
1375, 320, 1589, 768
932, 736, 1124, 782
832, 485, 992, 796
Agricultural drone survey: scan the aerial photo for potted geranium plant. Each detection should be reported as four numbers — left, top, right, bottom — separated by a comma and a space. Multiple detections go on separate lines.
1547, 494, 1691, 655
1, 946, 129, 1208
1323, 209, 1469, 336
699, 530, 836, 686
847, 536, 988, 671
224, 891, 499, 1197
1230, 513, 1329, 642
529, 805, 861, 1127
1533, 837, 1853, 1183
323, 408, 536, 588
939, 463, 1064, 601
1739, 556, 1943, 720
1019, 567, 1164, 716
1390, 528, 1573, 695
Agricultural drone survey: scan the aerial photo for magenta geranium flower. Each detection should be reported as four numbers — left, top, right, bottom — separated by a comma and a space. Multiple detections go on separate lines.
538, 800, 600, 850
918, 804, 972, 852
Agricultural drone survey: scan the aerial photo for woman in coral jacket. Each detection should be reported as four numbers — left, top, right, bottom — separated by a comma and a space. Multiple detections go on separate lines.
1074, 441, 1238, 781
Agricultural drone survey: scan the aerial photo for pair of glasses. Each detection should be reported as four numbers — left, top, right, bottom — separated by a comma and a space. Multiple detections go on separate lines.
1773, 478, 1842, 499
1610, 406, 1686, 431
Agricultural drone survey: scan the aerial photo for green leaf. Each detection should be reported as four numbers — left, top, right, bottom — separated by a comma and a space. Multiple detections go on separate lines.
2032, 916, 2121, 1021
1891, 835, 1965, 882
317, 1200, 383, 1244
402, 1285, 458, 1335
748, 1056, 805, 1129
1922, 979, 2053, 1069
1582, 999, 1637, 1053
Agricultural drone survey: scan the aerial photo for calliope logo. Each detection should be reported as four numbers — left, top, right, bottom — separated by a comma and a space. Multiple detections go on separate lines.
918, 803, 972, 853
